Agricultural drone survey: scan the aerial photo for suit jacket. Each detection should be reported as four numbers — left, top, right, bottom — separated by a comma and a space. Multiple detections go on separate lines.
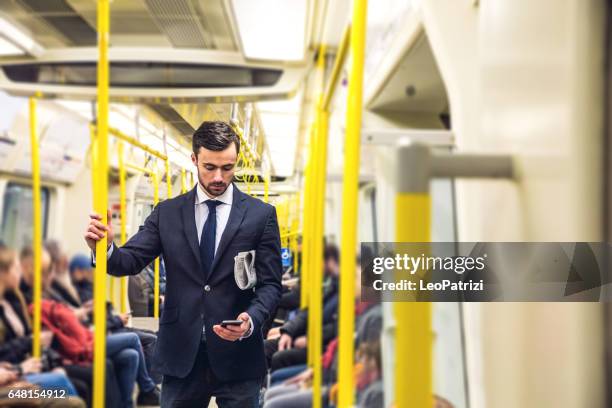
107, 184, 282, 381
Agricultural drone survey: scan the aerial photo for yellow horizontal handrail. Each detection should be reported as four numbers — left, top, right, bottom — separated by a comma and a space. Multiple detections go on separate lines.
92, 125, 168, 161
323, 24, 351, 111
125, 162, 155, 175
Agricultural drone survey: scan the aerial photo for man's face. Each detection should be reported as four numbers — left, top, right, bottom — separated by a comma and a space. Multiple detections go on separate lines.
192, 144, 237, 197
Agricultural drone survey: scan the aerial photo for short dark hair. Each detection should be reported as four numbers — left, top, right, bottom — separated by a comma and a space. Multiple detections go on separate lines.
192, 121, 240, 156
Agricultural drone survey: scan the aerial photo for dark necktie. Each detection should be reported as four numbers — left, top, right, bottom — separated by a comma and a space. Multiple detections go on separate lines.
200, 200, 221, 280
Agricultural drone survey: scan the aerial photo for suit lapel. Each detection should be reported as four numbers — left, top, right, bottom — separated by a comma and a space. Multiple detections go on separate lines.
181, 187, 205, 284
208, 184, 247, 278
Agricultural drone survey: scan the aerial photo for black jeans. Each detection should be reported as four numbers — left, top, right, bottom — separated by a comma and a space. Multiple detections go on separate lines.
160, 341, 263, 408
64, 359, 122, 408
271, 347, 308, 371
114, 326, 161, 384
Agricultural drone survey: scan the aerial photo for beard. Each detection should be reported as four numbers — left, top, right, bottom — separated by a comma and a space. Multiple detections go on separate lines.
200, 178, 229, 197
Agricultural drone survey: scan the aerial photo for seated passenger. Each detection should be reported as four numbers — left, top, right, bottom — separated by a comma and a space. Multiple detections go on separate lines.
70, 253, 161, 384
20, 246, 91, 323
14, 246, 126, 406
0, 365, 86, 407
264, 254, 383, 408
265, 244, 340, 371
32, 247, 161, 408
68, 254, 93, 304
0, 247, 85, 400
44, 240, 82, 308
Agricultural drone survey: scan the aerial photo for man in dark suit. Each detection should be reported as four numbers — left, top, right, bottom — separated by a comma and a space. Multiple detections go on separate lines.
85, 121, 283, 407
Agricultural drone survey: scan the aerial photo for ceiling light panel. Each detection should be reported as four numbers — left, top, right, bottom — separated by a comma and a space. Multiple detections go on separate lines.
231, 0, 308, 61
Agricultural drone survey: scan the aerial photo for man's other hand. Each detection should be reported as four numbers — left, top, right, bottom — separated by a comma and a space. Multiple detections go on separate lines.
85, 210, 114, 252
213, 312, 251, 342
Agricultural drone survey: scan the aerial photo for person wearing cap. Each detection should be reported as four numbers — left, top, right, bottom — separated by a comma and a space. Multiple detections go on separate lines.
69, 254, 93, 304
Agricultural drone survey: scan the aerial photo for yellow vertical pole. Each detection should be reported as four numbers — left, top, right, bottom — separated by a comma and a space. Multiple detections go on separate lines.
29, 97, 42, 359
152, 172, 160, 318
311, 106, 328, 408
118, 141, 127, 313
89, 124, 98, 203
300, 129, 315, 310
337, 0, 367, 405
181, 168, 187, 194
308, 43, 328, 408
395, 194, 431, 408
165, 158, 172, 199
93, 0, 109, 406
293, 194, 300, 274
306, 123, 320, 369
190, 170, 195, 188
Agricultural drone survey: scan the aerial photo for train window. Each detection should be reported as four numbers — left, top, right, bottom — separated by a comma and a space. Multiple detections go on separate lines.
0, 182, 49, 249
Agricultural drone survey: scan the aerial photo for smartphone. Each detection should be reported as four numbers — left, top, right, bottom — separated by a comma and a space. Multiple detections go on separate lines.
220, 319, 243, 328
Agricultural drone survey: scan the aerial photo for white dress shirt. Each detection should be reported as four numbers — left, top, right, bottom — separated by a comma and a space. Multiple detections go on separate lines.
195, 182, 233, 250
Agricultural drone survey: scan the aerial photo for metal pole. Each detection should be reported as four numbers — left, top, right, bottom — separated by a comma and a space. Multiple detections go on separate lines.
323, 24, 351, 111
431, 152, 514, 179
395, 145, 432, 408
306, 125, 320, 369
181, 168, 187, 194
307, 43, 328, 408
293, 194, 300, 275
89, 123, 97, 195
311, 105, 329, 408
118, 141, 128, 313
29, 97, 42, 359
300, 130, 315, 309
337, 0, 368, 405
93, 0, 109, 406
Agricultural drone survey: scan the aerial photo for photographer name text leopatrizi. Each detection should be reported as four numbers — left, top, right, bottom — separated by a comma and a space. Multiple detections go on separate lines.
372, 279, 485, 292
